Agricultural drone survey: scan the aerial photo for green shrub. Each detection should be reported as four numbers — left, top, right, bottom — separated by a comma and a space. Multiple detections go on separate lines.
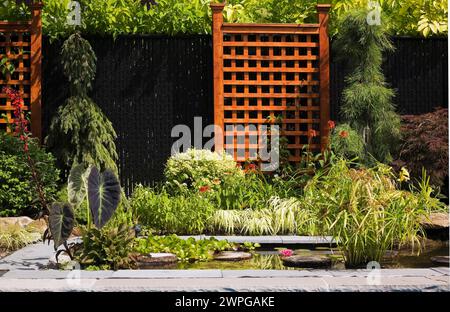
303, 158, 446, 267
330, 123, 365, 160
77, 224, 135, 270
46, 33, 118, 173
164, 148, 243, 190
209, 171, 302, 210
131, 185, 215, 234
334, 9, 401, 163
0, 133, 60, 217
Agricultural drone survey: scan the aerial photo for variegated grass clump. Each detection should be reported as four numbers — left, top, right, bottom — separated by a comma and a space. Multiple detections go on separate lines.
210, 196, 321, 235
0, 224, 41, 252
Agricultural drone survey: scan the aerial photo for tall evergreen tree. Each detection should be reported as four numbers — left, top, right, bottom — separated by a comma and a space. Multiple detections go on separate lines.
334, 9, 401, 163
46, 33, 118, 173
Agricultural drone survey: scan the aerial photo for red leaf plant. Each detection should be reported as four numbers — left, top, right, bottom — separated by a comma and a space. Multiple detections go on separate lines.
3, 86, 50, 217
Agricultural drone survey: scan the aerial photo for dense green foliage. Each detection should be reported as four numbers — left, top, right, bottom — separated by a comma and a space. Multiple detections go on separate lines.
330, 123, 365, 160
0, 0, 447, 39
334, 9, 401, 163
131, 185, 215, 234
0, 133, 59, 217
132, 151, 307, 234
303, 159, 446, 266
45, 33, 118, 173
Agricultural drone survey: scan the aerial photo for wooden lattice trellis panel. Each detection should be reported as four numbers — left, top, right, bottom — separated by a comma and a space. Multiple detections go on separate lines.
0, 3, 43, 140
211, 3, 331, 164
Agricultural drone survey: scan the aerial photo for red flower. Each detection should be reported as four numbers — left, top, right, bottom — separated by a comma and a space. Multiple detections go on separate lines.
328, 120, 335, 129
199, 185, 210, 193
308, 129, 317, 138
339, 130, 349, 138
248, 164, 257, 170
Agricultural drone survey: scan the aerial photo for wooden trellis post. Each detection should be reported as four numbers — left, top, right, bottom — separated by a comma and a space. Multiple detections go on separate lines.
30, 2, 43, 141
0, 2, 43, 141
211, 2, 226, 152
318, 4, 331, 151
210, 2, 332, 165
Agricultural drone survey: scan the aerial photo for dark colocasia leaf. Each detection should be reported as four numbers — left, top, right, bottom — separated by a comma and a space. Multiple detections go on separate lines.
49, 202, 74, 250
88, 167, 121, 229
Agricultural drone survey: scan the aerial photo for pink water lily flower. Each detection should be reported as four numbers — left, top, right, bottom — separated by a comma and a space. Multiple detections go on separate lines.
279, 249, 293, 257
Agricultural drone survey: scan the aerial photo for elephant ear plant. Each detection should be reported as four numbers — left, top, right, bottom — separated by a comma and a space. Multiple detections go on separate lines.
44, 165, 121, 261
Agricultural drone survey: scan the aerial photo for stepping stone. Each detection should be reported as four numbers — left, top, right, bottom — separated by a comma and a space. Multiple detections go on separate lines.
420, 213, 449, 230
214, 251, 252, 261
431, 256, 450, 265
134, 253, 178, 268
420, 213, 449, 240
281, 255, 332, 268
383, 250, 399, 258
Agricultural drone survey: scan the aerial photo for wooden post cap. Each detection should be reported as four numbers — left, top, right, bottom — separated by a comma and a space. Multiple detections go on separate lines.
210, 2, 226, 12
317, 4, 332, 13
29, 2, 44, 9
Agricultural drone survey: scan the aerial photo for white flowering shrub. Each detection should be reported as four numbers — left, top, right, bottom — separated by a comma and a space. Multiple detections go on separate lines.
164, 149, 243, 189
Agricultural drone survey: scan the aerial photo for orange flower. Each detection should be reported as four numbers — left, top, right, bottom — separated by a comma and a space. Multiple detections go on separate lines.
199, 185, 210, 193
339, 130, 349, 138
308, 129, 318, 138
328, 120, 335, 129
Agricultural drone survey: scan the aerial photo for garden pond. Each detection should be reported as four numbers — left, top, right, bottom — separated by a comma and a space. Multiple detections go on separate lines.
138, 242, 449, 270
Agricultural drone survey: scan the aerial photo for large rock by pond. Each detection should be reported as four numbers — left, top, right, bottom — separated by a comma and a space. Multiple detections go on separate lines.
0, 217, 34, 228
431, 256, 449, 265
281, 255, 332, 268
0, 217, 47, 234
134, 253, 178, 268
214, 251, 252, 261
420, 213, 449, 240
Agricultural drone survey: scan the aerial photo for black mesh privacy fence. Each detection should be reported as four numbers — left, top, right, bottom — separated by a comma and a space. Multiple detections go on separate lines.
42, 35, 448, 195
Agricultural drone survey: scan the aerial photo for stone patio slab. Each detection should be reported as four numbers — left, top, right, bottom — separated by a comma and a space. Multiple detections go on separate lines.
280, 236, 334, 244
2, 269, 114, 279
111, 269, 223, 279
221, 269, 334, 278
203, 236, 284, 244
432, 267, 450, 275
0, 243, 54, 270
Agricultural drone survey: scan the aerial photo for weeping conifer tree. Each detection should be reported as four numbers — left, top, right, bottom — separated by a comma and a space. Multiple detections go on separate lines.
46, 33, 118, 173
334, 9, 401, 163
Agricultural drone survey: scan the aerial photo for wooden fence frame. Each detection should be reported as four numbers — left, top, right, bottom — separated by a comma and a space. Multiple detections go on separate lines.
0, 2, 43, 141
211, 3, 331, 164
